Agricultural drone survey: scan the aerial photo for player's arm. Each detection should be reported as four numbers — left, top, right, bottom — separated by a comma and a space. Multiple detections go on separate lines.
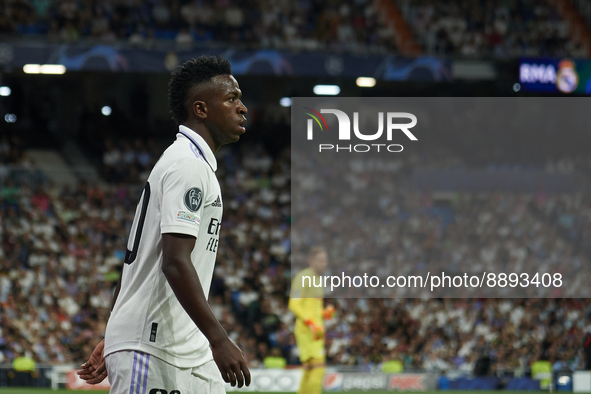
288, 277, 325, 340
162, 232, 250, 388
77, 265, 124, 383
289, 298, 325, 340
288, 296, 309, 321
288, 274, 308, 320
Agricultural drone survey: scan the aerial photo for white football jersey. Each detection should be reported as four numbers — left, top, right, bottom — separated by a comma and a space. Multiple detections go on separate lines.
104, 125, 223, 368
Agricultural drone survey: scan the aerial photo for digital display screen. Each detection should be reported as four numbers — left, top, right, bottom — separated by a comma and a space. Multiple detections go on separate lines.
519, 57, 591, 94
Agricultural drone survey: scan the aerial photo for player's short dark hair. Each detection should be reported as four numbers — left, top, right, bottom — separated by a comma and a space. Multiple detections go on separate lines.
168, 56, 232, 125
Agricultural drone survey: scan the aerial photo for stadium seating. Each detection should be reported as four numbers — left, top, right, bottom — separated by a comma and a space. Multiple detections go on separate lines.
1, 0, 586, 57
1, 0, 590, 382
399, 0, 586, 57
0, 132, 588, 374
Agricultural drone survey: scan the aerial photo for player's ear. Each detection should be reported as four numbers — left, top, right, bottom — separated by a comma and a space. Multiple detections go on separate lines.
192, 100, 207, 120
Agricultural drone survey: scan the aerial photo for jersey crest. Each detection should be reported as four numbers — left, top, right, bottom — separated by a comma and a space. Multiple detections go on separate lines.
184, 187, 203, 212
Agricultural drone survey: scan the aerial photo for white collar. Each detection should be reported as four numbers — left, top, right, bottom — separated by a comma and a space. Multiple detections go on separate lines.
178, 125, 218, 172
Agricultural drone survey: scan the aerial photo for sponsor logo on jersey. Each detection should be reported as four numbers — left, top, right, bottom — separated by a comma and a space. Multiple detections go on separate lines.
205, 218, 221, 252
207, 218, 221, 235
212, 195, 222, 207
176, 211, 200, 224
183, 187, 203, 212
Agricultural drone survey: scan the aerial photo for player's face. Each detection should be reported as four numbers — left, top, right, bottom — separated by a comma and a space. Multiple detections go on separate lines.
206, 74, 248, 146
309, 251, 328, 275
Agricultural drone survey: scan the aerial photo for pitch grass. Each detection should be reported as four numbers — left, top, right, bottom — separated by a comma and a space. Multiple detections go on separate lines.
0, 390, 549, 394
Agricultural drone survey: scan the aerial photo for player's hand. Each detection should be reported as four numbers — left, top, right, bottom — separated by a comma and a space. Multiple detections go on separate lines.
77, 339, 108, 384
305, 318, 325, 340
211, 338, 251, 388
323, 305, 336, 320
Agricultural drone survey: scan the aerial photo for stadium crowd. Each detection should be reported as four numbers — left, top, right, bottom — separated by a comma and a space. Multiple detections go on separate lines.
1, 132, 590, 375
101, 138, 165, 184
400, 0, 586, 57
0, 133, 32, 169
1, 0, 587, 57
292, 175, 591, 298
1, 0, 396, 54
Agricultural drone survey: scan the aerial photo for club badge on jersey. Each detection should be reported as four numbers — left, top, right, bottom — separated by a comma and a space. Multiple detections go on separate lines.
184, 187, 203, 212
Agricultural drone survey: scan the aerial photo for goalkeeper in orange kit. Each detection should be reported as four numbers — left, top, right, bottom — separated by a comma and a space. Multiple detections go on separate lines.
288, 246, 335, 394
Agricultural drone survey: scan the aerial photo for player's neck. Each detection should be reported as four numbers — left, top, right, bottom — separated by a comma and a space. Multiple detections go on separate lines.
181, 122, 219, 153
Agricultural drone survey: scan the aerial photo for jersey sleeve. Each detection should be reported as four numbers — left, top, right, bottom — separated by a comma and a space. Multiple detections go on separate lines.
160, 158, 208, 238
290, 272, 305, 299
288, 297, 309, 322
289, 273, 306, 319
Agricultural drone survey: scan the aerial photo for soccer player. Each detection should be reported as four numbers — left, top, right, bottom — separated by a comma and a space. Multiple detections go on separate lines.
77, 56, 250, 393
288, 246, 334, 394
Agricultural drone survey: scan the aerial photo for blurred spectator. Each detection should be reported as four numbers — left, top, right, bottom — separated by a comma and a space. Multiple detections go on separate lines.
263, 347, 287, 369
0, 0, 396, 54
381, 350, 404, 373
10, 350, 37, 386
423, 351, 450, 372
531, 357, 553, 389
2, 0, 586, 57
402, 0, 581, 57
175, 27, 194, 47
12, 351, 36, 372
